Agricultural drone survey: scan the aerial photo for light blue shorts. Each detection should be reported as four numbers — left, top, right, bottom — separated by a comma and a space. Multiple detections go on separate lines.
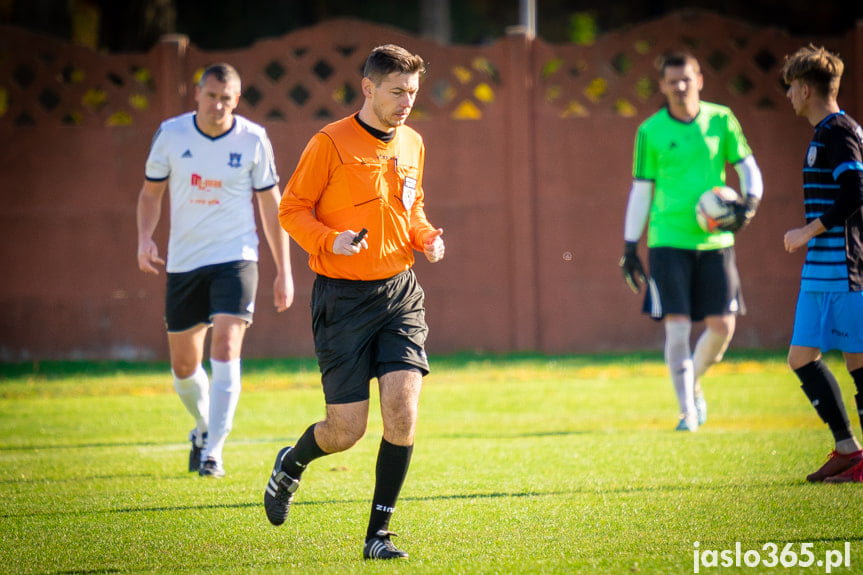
791, 290, 863, 352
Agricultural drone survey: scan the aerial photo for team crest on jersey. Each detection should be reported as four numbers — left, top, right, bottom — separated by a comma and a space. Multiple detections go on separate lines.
806, 145, 817, 167
402, 177, 417, 211
228, 153, 242, 168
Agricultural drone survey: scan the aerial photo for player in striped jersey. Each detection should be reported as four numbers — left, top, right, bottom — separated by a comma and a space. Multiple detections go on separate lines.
782, 45, 863, 483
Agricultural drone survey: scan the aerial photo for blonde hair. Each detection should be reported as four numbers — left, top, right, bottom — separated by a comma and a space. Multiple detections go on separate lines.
781, 44, 843, 99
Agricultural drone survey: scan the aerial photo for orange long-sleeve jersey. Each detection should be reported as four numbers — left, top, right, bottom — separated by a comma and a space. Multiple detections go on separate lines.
279, 115, 437, 280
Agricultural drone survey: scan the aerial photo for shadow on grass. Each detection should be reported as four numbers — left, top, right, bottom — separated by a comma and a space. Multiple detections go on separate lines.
0, 434, 308, 453
55, 570, 126, 574
2, 478, 817, 519
0, 473, 193, 486
0, 358, 320, 380
1, 349, 797, 380
438, 429, 590, 439
0, 440, 167, 452
0, 429, 588, 453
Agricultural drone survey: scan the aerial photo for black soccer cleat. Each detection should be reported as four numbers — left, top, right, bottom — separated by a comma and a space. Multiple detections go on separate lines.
264, 446, 300, 526
188, 430, 207, 473
363, 530, 409, 560
199, 457, 225, 478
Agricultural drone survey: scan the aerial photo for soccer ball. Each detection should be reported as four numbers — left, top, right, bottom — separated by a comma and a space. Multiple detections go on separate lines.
695, 186, 739, 232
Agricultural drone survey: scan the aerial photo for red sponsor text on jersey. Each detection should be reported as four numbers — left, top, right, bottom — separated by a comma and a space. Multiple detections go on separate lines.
191, 173, 223, 190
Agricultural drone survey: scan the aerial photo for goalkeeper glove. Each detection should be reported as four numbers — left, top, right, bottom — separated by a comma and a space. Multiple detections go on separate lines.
716, 195, 760, 233
619, 241, 646, 293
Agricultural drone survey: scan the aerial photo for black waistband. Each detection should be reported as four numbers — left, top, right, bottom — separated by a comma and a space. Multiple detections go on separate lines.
315, 269, 410, 287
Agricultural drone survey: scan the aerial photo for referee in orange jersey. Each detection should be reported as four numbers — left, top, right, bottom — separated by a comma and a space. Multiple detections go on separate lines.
263, 44, 445, 560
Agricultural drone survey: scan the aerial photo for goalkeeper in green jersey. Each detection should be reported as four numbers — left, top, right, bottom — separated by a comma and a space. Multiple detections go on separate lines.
619, 52, 763, 432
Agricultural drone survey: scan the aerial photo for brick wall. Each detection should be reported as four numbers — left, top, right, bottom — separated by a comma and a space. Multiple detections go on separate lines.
1, 11, 860, 360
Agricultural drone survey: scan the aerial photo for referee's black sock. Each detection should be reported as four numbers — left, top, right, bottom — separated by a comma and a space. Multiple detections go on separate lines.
366, 439, 413, 542
851, 367, 863, 434
795, 360, 853, 442
282, 424, 326, 479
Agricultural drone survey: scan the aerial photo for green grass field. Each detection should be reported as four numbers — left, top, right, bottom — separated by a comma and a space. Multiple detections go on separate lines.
2, 351, 862, 574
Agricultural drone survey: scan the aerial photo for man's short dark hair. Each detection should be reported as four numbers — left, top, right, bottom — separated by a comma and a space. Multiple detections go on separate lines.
658, 52, 701, 77
198, 63, 242, 91
363, 45, 426, 85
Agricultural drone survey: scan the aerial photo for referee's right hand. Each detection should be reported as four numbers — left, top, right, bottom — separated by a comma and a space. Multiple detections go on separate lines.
619, 241, 646, 293
332, 229, 368, 256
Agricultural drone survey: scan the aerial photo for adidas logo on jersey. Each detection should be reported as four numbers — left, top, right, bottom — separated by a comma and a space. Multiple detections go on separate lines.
182, 149, 193, 158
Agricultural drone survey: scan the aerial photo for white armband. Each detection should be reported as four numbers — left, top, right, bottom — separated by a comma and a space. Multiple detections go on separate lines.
623, 180, 654, 242
734, 155, 763, 200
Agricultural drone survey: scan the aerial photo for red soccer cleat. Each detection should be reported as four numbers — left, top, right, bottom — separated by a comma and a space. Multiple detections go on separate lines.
806, 449, 863, 482
825, 458, 863, 484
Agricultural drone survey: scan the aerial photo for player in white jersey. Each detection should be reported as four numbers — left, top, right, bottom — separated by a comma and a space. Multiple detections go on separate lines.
137, 63, 294, 477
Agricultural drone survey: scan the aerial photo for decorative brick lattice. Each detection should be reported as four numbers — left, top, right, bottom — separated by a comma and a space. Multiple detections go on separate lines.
0, 25, 160, 128
185, 20, 505, 124
0, 13, 848, 128
536, 11, 838, 119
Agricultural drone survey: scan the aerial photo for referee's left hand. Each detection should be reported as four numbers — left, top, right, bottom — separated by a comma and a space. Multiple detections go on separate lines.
423, 228, 445, 263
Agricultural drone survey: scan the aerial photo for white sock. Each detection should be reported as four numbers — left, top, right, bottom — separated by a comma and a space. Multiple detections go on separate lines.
203, 358, 241, 464
693, 327, 730, 382
172, 365, 209, 438
665, 321, 695, 416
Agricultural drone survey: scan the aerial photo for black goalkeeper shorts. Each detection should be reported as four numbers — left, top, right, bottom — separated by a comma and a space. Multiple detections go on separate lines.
643, 246, 745, 322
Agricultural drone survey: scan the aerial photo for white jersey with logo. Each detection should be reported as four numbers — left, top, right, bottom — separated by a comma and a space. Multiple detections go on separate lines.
145, 112, 279, 273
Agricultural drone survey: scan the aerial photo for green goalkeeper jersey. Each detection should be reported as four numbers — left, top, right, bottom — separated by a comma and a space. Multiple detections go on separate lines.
632, 101, 752, 250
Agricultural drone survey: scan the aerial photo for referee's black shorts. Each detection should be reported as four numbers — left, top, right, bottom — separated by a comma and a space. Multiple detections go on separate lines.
643, 246, 745, 322
311, 269, 430, 405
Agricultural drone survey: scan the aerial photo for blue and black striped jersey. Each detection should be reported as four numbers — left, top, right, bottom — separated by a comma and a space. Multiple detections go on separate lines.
800, 111, 863, 292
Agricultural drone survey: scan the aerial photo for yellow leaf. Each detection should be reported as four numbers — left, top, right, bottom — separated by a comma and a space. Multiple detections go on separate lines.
471, 57, 498, 82
583, 77, 607, 102
546, 85, 562, 102
615, 98, 637, 117
473, 83, 494, 103
106, 111, 133, 126
82, 88, 108, 111
134, 68, 152, 85
541, 57, 564, 79
129, 94, 148, 111
451, 100, 481, 120
561, 101, 589, 118
452, 65, 472, 84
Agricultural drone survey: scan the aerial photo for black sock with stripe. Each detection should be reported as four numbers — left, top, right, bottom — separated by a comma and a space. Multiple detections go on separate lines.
366, 439, 413, 541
